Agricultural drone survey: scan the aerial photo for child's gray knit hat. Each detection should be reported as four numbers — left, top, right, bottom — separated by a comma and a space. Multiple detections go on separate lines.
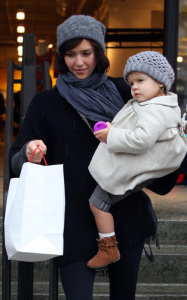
57, 15, 106, 53
123, 51, 175, 92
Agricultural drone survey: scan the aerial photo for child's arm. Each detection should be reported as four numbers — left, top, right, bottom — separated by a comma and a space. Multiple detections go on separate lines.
94, 122, 111, 143
107, 105, 167, 154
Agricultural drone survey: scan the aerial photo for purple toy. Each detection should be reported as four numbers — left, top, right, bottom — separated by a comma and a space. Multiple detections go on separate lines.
94, 121, 107, 132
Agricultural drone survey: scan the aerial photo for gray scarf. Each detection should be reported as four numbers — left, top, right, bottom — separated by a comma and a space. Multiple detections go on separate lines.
56, 72, 124, 122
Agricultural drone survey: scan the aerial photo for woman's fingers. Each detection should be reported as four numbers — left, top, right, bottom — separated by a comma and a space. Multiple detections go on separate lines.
26, 140, 47, 162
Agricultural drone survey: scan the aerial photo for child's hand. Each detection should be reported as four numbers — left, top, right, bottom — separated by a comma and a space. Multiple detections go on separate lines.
94, 122, 111, 143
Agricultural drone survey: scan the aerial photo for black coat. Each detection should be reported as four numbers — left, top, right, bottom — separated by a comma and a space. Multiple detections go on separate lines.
9, 77, 179, 266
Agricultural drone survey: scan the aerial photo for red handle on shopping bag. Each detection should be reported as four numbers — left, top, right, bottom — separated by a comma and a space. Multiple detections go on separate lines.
29, 147, 47, 166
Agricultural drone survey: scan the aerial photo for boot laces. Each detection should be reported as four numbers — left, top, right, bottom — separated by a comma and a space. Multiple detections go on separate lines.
101, 237, 118, 247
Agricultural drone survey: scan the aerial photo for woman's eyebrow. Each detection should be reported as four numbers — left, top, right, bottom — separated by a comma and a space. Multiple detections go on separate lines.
67, 48, 93, 53
81, 48, 94, 52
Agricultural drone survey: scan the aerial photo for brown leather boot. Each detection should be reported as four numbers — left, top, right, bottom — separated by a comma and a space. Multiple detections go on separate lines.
87, 235, 120, 269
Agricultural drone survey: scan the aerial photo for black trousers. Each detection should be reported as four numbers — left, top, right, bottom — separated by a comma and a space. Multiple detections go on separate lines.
60, 241, 144, 300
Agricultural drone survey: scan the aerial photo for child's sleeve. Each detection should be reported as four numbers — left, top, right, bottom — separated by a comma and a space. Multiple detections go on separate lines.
107, 105, 167, 154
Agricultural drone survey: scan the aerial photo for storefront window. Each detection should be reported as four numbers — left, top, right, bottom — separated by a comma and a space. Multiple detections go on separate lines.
177, 0, 187, 114
106, 0, 165, 77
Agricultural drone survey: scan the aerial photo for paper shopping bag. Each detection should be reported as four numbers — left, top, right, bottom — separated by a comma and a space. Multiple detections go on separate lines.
4, 158, 65, 262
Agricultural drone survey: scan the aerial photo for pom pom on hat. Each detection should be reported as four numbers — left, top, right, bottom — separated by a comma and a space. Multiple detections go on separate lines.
123, 51, 175, 92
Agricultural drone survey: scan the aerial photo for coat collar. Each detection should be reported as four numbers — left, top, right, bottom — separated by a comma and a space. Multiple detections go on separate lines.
131, 92, 178, 107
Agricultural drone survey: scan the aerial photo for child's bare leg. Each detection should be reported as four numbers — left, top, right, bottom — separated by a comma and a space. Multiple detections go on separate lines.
89, 202, 114, 233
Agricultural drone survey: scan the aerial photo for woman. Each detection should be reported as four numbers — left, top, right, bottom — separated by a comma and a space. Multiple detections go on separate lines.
9, 15, 179, 300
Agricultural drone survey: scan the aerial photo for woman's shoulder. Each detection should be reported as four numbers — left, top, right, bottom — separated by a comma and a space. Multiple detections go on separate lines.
108, 76, 132, 103
107, 76, 126, 88
24, 86, 64, 117
30, 86, 62, 108
33, 86, 59, 100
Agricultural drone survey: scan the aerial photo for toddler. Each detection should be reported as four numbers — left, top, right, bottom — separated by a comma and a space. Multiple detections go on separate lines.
87, 51, 187, 269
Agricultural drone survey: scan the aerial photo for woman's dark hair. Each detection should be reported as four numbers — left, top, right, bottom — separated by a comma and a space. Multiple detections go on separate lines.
56, 38, 110, 74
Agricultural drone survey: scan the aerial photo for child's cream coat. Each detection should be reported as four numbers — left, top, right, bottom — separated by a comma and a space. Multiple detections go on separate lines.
89, 93, 187, 195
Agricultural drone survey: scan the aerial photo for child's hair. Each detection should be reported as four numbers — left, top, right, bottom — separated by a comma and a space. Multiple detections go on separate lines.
123, 51, 175, 93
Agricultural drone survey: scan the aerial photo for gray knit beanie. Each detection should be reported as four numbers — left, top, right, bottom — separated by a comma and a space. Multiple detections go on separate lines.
123, 51, 175, 92
57, 15, 106, 53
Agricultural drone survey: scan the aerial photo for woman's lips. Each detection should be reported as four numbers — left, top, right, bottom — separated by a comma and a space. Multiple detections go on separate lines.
75, 69, 86, 74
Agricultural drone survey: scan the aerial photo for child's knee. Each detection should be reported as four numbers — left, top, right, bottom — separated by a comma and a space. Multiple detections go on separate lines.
89, 202, 95, 211
89, 202, 99, 215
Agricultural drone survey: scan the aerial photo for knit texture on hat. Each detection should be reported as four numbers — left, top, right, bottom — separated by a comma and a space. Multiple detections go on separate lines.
123, 51, 175, 92
57, 15, 106, 53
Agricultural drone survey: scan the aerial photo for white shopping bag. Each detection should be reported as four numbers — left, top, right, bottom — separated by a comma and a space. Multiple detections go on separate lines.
4, 151, 65, 262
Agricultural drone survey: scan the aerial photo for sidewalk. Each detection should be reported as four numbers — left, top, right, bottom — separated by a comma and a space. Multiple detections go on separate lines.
145, 185, 187, 221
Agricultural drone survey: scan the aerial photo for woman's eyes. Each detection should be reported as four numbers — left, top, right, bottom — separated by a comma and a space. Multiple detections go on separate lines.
65, 53, 74, 57
65, 52, 92, 57
83, 52, 91, 56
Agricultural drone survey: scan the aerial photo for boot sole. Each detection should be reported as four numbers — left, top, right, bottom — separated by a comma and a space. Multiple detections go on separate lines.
87, 257, 120, 269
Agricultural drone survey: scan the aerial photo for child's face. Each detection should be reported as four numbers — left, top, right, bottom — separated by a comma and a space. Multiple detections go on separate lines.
127, 72, 165, 102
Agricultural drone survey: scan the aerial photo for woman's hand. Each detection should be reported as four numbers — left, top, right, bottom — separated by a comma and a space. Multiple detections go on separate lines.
94, 122, 111, 143
26, 140, 47, 163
